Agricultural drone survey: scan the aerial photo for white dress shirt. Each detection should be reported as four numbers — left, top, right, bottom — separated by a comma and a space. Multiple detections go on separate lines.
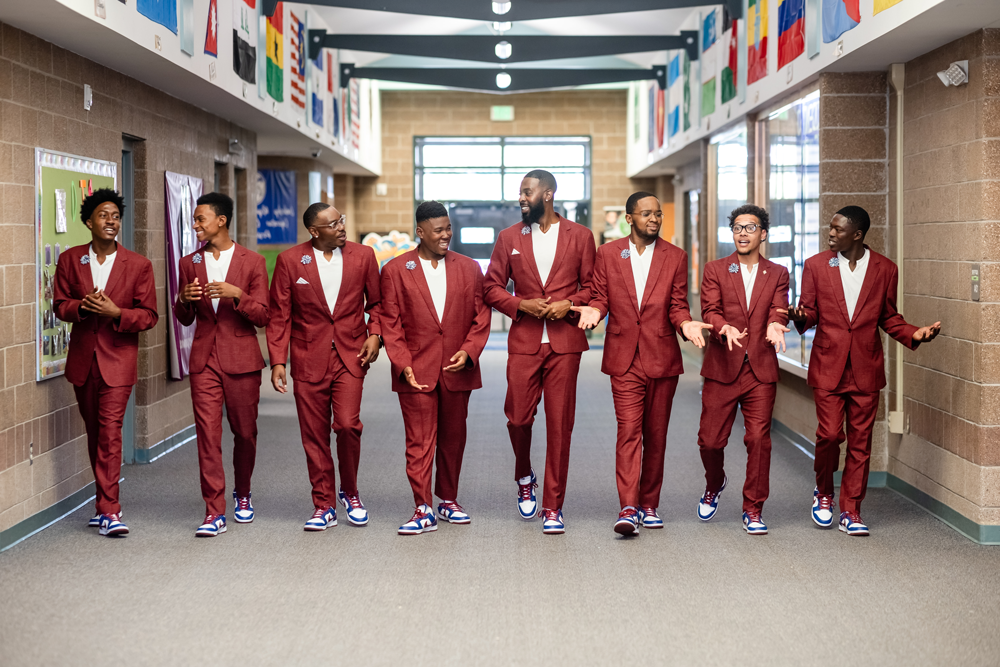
629, 239, 655, 309
838, 248, 870, 321
419, 257, 447, 322
740, 262, 758, 310
314, 246, 344, 315
531, 222, 560, 344
88, 244, 117, 292
204, 244, 236, 312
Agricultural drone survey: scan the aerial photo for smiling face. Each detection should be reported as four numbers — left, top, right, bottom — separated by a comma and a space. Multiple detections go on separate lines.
417, 216, 452, 256
85, 201, 121, 243
519, 177, 549, 225
309, 205, 347, 251
828, 213, 863, 254
732, 213, 767, 256
627, 196, 663, 243
192, 204, 228, 245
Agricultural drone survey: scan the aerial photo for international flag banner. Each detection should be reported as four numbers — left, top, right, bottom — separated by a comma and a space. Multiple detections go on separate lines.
289, 11, 306, 111
232, 0, 257, 84
648, 83, 655, 152
327, 52, 335, 134
311, 49, 325, 127
655, 84, 665, 149
823, 0, 860, 41
777, 0, 805, 70
138, 0, 177, 34
333, 97, 340, 140
682, 50, 692, 132
204, 0, 218, 56
701, 9, 718, 118
341, 87, 348, 140
667, 53, 681, 139
720, 19, 738, 103
265, 2, 283, 101
748, 0, 768, 85
874, 0, 904, 14
350, 79, 360, 150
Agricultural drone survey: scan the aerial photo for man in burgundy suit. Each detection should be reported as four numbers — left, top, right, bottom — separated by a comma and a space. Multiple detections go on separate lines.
484, 169, 596, 535
572, 192, 712, 535
695, 204, 790, 535
267, 202, 382, 532
174, 193, 270, 537
53, 189, 158, 537
787, 206, 940, 535
380, 201, 492, 535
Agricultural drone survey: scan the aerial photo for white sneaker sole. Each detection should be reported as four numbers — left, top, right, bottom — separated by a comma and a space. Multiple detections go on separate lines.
304, 519, 337, 531
838, 524, 869, 536
233, 514, 254, 524
398, 524, 438, 535
195, 525, 227, 537
438, 513, 472, 525
743, 526, 768, 535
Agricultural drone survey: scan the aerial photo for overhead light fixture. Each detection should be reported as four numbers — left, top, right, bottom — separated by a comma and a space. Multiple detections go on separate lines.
495, 41, 512, 59
937, 60, 968, 86
492, 2, 511, 15
496, 72, 511, 89
492, 21, 511, 32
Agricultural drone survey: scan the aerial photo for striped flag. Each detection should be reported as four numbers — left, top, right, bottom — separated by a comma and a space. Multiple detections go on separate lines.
720, 19, 738, 103
777, 0, 805, 70
232, 0, 257, 83
701, 9, 718, 118
289, 11, 305, 110
667, 53, 681, 138
748, 0, 768, 85
350, 79, 360, 150
266, 2, 283, 101
204, 0, 217, 57
823, 0, 860, 42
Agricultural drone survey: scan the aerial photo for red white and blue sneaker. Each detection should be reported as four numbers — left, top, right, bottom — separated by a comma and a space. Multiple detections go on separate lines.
233, 492, 254, 523
398, 504, 438, 535
517, 470, 539, 520
195, 514, 227, 537
89, 509, 121, 527
638, 506, 663, 529
839, 511, 870, 536
437, 501, 471, 524
812, 488, 835, 527
338, 488, 370, 526
304, 506, 337, 531
742, 511, 768, 535
697, 476, 727, 521
542, 508, 565, 534
98, 513, 129, 537
614, 507, 640, 536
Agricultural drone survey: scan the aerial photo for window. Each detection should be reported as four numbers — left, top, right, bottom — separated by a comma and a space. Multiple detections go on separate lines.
710, 125, 749, 259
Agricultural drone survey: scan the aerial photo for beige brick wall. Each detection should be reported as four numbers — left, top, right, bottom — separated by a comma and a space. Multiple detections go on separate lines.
0, 22, 256, 532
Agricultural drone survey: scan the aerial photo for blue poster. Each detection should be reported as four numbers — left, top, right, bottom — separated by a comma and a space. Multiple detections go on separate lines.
256, 170, 298, 245
137, 0, 178, 34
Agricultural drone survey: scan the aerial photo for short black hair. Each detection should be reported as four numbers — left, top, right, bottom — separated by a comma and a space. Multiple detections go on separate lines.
303, 202, 332, 229
836, 205, 871, 237
626, 191, 658, 215
728, 204, 770, 231
80, 188, 125, 224
523, 169, 557, 193
196, 192, 234, 227
415, 200, 448, 224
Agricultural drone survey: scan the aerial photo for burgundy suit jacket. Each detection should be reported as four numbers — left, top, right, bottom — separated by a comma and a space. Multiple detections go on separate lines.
796, 247, 918, 393
587, 237, 693, 378
699, 253, 790, 384
483, 216, 596, 355
53, 243, 159, 387
172, 243, 270, 375
380, 249, 491, 394
266, 241, 382, 382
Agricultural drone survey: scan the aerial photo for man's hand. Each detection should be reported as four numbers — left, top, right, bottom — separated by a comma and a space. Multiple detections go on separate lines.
180, 278, 204, 304
80, 289, 122, 319
205, 281, 243, 302
357, 335, 381, 367
443, 350, 470, 372
913, 321, 942, 343
719, 324, 748, 352
540, 300, 572, 321
780, 306, 808, 323
680, 320, 714, 349
518, 297, 551, 319
766, 322, 792, 353
271, 365, 287, 393
403, 367, 429, 390
570, 305, 601, 329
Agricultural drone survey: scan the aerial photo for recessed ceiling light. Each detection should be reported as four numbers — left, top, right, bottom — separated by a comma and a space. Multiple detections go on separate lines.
492, 21, 511, 31
495, 41, 512, 60
496, 72, 512, 89
492, 2, 511, 16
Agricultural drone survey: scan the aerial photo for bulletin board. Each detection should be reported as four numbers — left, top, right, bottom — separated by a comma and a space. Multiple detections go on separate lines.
35, 148, 117, 381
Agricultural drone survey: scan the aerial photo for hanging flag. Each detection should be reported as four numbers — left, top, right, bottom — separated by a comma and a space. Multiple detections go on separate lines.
777, 0, 804, 70
823, 0, 860, 42
701, 9, 718, 118
266, 2, 283, 101
667, 54, 681, 138
748, 0, 768, 85
232, 0, 257, 83
138, 0, 177, 34
655, 85, 665, 149
648, 83, 656, 152
341, 87, 348, 140
204, 0, 218, 56
333, 97, 340, 140
350, 79, 361, 150
311, 49, 325, 127
874, 0, 904, 14
720, 19, 739, 103
682, 51, 692, 132
289, 11, 306, 110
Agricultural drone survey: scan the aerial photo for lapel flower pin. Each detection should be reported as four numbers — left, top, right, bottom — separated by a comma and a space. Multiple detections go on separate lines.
829, 256, 840, 268
80, 255, 90, 265
405, 260, 416, 270
192, 253, 202, 264
620, 248, 630, 259
728, 262, 739, 274
301, 254, 312, 265
520, 225, 531, 235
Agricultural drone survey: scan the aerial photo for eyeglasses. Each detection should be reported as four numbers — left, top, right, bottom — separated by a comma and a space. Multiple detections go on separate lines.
313, 216, 346, 230
731, 223, 759, 234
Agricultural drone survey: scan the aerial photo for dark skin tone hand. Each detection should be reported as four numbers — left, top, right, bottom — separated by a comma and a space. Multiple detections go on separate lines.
80, 287, 122, 319
519, 297, 550, 319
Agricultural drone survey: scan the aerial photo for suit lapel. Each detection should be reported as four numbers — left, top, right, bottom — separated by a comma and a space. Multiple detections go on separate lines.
331, 244, 352, 320
825, 252, 852, 324
542, 217, 568, 290
76, 245, 95, 292
726, 253, 749, 321
408, 250, 441, 327
516, 224, 544, 292
225, 244, 246, 290
102, 245, 128, 298
639, 240, 667, 313
616, 240, 641, 317
852, 250, 882, 324
747, 257, 773, 317
440, 252, 460, 325
301, 244, 332, 320
193, 247, 214, 319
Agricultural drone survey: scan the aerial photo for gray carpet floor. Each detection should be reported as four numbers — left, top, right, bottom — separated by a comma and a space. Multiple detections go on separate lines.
2, 346, 999, 666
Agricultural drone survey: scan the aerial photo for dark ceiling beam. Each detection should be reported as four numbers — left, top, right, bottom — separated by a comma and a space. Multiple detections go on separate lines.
308, 32, 699, 63
339, 63, 667, 94
264, 0, 741, 21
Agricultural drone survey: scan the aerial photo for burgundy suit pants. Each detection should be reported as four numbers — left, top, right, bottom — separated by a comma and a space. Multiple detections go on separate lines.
610, 348, 678, 509
74, 359, 132, 516
189, 343, 262, 516
292, 347, 364, 509
697, 361, 777, 513
813, 359, 879, 514
505, 343, 582, 511
397, 382, 471, 507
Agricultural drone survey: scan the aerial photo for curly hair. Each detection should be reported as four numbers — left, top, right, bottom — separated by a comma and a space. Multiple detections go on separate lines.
80, 188, 125, 224
727, 204, 769, 231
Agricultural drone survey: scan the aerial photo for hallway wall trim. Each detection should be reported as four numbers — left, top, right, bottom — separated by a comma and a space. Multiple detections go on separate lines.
0, 481, 96, 552
134, 426, 197, 465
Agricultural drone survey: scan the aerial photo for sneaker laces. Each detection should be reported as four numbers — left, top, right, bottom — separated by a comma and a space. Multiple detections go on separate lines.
619, 507, 638, 519
640, 506, 657, 518
343, 491, 364, 510
543, 509, 561, 522
311, 507, 330, 520
518, 481, 537, 502
844, 511, 863, 523
817, 495, 834, 511
745, 511, 762, 524
440, 501, 464, 513
701, 489, 719, 506
204, 514, 221, 525
408, 507, 428, 523
236, 497, 251, 512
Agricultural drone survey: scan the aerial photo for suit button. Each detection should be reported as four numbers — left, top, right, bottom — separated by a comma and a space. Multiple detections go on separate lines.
636, 320, 641, 325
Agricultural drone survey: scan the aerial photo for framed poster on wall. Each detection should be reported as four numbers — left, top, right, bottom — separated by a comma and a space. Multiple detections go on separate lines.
34, 149, 117, 381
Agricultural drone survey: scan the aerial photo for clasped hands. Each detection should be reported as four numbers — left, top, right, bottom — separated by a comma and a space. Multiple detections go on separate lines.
180, 278, 243, 303
80, 287, 122, 319
519, 297, 572, 321
403, 350, 470, 390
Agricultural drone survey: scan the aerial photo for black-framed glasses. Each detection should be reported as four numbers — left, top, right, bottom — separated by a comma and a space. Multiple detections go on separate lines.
731, 223, 759, 234
313, 216, 346, 230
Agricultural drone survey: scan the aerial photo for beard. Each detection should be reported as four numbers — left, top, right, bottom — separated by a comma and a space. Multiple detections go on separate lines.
521, 199, 546, 225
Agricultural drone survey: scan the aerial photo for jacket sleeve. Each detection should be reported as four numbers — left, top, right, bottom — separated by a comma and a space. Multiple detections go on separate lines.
53, 253, 85, 323
363, 249, 382, 337
378, 264, 412, 376
587, 249, 610, 320
460, 267, 492, 368
483, 233, 521, 319
795, 261, 819, 335
265, 254, 292, 366
879, 263, 919, 350
172, 259, 197, 327
699, 263, 726, 342
668, 250, 694, 332
567, 229, 597, 307
769, 266, 790, 327
115, 259, 158, 333
234, 253, 271, 328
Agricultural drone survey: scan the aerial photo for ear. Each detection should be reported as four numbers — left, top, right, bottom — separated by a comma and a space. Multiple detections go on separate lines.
415, 224, 425, 240
760, 228, 768, 243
